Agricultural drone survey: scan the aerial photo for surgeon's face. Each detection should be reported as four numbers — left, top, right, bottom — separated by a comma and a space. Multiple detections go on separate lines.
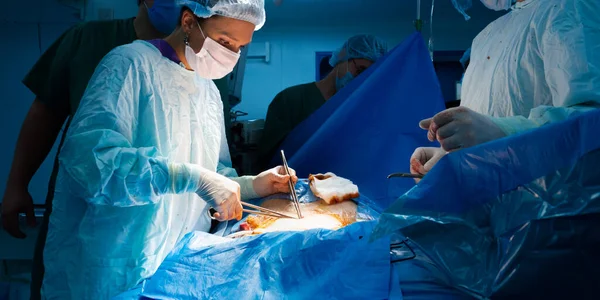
339, 58, 374, 78
180, 10, 255, 54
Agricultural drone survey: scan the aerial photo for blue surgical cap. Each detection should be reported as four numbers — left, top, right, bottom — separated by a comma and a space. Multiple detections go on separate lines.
329, 34, 388, 67
460, 48, 471, 68
176, 0, 266, 31
146, 0, 181, 35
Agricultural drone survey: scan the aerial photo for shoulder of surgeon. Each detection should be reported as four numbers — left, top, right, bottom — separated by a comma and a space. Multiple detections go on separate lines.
63, 18, 134, 44
270, 83, 316, 106
99, 41, 161, 69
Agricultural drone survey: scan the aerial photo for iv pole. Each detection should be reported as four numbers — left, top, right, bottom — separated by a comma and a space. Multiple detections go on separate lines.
414, 0, 423, 32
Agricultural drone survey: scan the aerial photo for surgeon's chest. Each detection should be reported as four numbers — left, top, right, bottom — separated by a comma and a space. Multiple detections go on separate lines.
464, 6, 545, 117
142, 73, 224, 165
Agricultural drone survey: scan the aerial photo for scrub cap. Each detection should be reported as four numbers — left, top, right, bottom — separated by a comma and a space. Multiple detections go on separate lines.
177, 0, 266, 30
329, 34, 388, 67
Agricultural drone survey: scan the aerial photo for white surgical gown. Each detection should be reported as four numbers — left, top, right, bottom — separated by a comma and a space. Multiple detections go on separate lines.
461, 0, 600, 134
42, 41, 237, 299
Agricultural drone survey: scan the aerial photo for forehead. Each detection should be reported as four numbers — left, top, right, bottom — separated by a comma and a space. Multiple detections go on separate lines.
203, 16, 255, 44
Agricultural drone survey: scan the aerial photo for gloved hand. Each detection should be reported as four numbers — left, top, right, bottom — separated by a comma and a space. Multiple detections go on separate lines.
420, 106, 506, 151
410, 147, 446, 183
253, 166, 298, 198
195, 171, 243, 221
1, 185, 37, 239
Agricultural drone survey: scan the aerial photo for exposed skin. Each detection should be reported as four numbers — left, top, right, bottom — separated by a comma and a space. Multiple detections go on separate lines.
315, 58, 373, 100
0, 0, 165, 239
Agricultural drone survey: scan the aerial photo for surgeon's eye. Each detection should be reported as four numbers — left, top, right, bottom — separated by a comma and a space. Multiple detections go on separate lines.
219, 39, 231, 46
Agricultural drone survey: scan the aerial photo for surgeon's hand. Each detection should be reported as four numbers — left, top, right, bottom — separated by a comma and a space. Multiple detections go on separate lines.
196, 172, 243, 221
420, 107, 506, 151
253, 166, 298, 198
410, 147, 446, 183
1, 186, 37, 239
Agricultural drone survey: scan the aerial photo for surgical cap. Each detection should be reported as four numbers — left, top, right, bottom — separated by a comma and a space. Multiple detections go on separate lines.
176, 0, 266, 31
460, 48, 471, 68
329, 34, 388, 67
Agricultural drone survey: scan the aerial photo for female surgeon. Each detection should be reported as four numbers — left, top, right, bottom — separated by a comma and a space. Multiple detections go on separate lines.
41, 0, 294, 298
411, 0, 600, 180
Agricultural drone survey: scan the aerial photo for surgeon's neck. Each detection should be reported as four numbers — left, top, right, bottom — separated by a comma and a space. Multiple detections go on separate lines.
164, 32, 192, 70
316, 72, 337, 101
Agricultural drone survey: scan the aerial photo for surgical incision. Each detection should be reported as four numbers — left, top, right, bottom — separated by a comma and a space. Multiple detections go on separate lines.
243, 198, 358, 234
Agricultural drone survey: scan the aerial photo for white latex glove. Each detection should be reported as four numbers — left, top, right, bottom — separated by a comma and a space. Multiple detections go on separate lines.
195, 170, 243, 221
409, 147, 446, 183
420, 106, 507, 151
253, 166, 298, 198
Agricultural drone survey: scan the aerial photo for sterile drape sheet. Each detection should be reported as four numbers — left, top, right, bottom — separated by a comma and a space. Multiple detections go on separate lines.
372, 109, 600, 298
139, 221, 391, 300
272, 33, 445, 209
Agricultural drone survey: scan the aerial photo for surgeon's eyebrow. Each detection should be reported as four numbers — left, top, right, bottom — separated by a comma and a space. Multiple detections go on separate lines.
219, 30, 239, 42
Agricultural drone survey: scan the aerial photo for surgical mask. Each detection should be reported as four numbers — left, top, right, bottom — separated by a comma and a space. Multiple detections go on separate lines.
335, 61, 355, 92
144, 0, 180, 35
185, 22, 241, 79
479, 0, 514, 11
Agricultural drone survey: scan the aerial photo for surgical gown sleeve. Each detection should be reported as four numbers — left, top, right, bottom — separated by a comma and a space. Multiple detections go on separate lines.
490, 0, 600, 135
59, 50, 206, 207
213, 93, 259, 200
216, 110, 238, 178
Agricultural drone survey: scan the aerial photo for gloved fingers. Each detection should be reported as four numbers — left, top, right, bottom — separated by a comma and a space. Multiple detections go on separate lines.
419, 117, 439, 142
409, 153, 427, 175
423, 150, 445, 171
217, 206, 233, 221
212, 211, 224, 221
436, 121, 460, 140
410, 157, 426, 184
428, 108, 464, 142
270, 172, 291, 184
432, 107, 462, 128
272, 166, 297, 183
418, 118, 432, 130
410, 147, 432, 165
274, 165, 296, 176
439, 135, 463, 152
410, 159, 425, 175
234, 200, 243, 220
272, 182, 291, 193
285, 167, 297, 183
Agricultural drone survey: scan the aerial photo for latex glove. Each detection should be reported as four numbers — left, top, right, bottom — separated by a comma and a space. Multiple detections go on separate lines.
410, 147, 446, 183
1, 186, 37, 238
420, 106, 506, 151
195, 171, 243, 221
253, 166, 298, 198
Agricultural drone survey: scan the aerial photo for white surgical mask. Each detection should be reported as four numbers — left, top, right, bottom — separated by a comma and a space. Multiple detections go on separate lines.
185, 22, 240, 79
479, 0, 514, 11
